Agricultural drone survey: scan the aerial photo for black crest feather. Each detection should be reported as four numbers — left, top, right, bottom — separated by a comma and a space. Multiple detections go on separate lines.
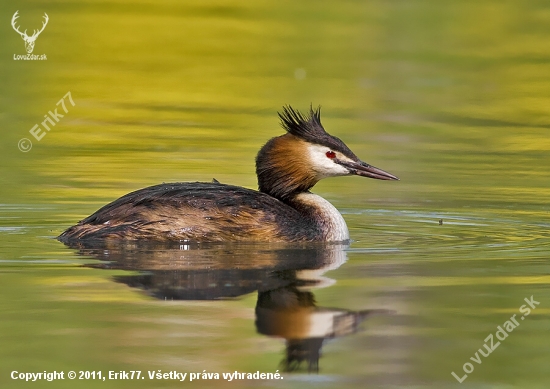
277, 105, 359, 160
278, 105, 325, 141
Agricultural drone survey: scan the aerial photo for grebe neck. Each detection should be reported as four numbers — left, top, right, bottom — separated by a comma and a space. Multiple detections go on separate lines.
287, 192, 349, 242
256, 134, 319, 201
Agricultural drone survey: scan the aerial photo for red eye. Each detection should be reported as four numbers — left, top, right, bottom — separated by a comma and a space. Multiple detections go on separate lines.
326, 151, 336, 159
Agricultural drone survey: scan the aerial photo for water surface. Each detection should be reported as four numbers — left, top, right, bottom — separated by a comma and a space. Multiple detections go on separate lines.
1, 1, 549, 388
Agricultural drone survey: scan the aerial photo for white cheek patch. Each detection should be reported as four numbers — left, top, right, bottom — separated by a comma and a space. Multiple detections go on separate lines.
306, 144, 350, 178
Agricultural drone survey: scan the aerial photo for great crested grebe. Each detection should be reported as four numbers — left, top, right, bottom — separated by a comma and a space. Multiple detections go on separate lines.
58, 106, 398, 244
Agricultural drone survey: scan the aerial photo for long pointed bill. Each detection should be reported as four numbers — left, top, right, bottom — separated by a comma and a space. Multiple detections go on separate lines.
336, 159, 399, 180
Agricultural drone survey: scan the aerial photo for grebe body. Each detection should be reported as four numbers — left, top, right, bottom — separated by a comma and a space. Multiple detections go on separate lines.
58, 106, 398, 244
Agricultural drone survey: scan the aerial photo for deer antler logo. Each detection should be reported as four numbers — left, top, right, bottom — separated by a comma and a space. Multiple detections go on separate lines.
11, 11, 49, 54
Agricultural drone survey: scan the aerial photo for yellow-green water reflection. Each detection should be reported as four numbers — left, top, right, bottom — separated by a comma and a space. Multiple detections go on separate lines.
1, 0, 549, 388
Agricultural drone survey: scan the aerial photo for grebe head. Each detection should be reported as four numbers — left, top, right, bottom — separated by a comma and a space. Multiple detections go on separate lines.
256, 106, 398, 201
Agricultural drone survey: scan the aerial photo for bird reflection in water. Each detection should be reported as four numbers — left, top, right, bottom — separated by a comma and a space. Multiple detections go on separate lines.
69, 241, 393, 372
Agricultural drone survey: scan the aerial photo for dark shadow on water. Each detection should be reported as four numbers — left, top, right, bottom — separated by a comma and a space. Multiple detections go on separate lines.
67, 241, 393, 373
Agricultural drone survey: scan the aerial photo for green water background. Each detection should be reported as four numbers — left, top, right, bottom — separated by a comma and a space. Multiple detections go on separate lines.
1, 1, 549, 388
